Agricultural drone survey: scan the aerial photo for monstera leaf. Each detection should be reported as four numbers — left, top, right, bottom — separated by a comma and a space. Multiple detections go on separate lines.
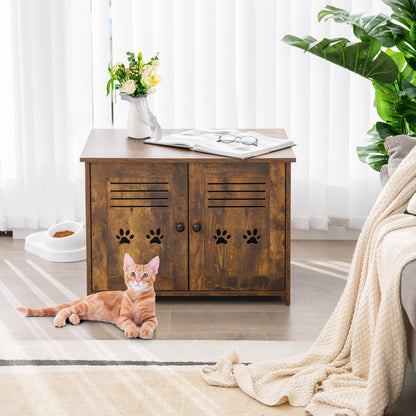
282, 35, 398, 84
372, 49, 416, 133
317, 5, 403, 47
382, 0, 416, 25
318, 3, 416, 71
356, 124, 390, 172
375, 121, 400, 138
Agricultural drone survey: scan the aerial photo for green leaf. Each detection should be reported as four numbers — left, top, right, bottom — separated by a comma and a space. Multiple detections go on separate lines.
401, 80, 416, 98
317, 6, 350, 22
405, 56, 416, 71
318, 3, 416, 76
385, 48, 407, 71
371, 50, 416, 133
394, 97, 416, 122
317, 5, 404, 47
373, 80, 403, 131
356, 125, 389, 171
282, 35, 399, 83
395, 38, 416, 58
106, 79, 113, 96
375, 121, 400, 139
410, 22, 416, 41
366, 153, 389, 171
382, 0, 416, 26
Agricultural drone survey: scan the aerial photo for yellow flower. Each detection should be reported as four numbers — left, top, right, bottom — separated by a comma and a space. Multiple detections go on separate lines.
152, 74, 162, 86
141, 65, 162, 88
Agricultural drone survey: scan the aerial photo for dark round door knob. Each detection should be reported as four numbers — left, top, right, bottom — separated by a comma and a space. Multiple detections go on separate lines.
176, 223, 185, 232
192, 223, 201, 232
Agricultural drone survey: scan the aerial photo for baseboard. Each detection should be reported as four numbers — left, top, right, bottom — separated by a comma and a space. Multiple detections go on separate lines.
12, 229, 46, 240
291, 226, 360, 241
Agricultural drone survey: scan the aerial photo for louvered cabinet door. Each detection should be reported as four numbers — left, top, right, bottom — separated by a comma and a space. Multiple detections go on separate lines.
189, 162, 287, 292
90, 162, 188, 292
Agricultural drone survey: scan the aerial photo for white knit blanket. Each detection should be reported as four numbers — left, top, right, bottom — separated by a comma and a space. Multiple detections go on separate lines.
202, 146, 416, 416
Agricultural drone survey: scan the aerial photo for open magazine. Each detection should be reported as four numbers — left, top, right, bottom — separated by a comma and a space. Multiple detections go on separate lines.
144, 129, 295, 159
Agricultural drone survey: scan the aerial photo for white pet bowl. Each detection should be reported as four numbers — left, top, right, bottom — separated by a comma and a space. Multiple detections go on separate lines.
46, 221, 86, 250
25, 221, 86, 262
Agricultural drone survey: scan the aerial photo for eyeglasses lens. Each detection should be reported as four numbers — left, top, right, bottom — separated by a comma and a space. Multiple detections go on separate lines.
219, 134, 235, 143
241, 136, 257, 145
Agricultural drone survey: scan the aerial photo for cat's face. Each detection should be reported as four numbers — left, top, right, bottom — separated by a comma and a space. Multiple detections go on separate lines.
123, 254, 159, 293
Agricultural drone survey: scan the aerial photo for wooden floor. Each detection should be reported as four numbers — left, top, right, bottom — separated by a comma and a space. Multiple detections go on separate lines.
0, 238, 351, 341
0, 237, 415, 414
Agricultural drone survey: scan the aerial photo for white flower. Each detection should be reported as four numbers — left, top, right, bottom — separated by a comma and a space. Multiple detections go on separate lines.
140, 65, 150, 74
119, 79, 137, 95
146, 87, 156, 94
141, 65, 162, 89
141, 74, 153, 89
140, 65, 152, 78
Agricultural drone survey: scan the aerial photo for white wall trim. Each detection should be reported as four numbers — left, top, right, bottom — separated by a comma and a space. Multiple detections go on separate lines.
292, 226, 360, 241
12, 229, 46, 240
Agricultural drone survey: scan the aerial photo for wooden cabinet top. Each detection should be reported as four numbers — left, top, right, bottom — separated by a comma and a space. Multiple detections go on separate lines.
80, 129, 296, 163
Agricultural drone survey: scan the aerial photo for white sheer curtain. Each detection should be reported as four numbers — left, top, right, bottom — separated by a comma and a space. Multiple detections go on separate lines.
0, 0, 91, 230
0, 0, 386, 232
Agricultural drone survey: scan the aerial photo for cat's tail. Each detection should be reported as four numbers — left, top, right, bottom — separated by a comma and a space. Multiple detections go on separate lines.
16, 300, 81, 317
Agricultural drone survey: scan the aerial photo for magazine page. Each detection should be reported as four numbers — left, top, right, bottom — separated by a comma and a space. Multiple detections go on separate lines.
145, 129, 295, 158
156, 129, 241, 148
194, 130, 294, 158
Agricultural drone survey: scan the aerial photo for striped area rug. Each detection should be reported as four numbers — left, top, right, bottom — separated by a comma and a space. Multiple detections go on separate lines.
0, 339, 312, 370
0, 369, 306, 416
0, 339, 310, 416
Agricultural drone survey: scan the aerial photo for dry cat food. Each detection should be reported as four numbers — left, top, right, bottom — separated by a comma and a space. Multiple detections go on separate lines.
52, 230, 74, 238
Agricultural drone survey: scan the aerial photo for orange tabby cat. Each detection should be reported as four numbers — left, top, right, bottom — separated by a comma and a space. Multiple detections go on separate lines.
17, 254, 159, 339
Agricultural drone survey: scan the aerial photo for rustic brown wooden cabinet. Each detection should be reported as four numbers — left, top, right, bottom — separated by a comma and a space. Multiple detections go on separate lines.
81, 129, 296, 304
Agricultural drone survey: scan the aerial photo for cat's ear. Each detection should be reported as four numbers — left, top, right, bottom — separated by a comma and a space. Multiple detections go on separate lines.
147, 256, 160, 275
123, 253, 135, 272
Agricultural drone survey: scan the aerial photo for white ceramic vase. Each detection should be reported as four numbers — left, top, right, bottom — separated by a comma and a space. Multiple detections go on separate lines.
121, 94, 161, 140
127, 96, 151, 139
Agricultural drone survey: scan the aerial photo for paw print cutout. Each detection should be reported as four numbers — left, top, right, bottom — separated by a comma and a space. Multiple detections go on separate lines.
146, 228, 164, 244
116, 229, 134, 245
243, 229, 261, 244
213, 229, 231, 245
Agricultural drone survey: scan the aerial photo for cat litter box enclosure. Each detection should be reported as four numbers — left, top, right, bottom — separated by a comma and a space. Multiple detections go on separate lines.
80, 129, 295, 304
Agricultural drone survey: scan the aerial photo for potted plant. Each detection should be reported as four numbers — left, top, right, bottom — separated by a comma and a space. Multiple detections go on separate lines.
107, 51, 162, 140
283, 0, 416, 172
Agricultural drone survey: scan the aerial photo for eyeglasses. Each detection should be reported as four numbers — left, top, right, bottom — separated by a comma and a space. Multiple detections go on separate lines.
217, 134, 258, 146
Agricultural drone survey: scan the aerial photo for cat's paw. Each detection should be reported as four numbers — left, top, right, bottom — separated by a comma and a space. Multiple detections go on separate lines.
124, 327, 140, 338
139, 328, 154, 340
69, 314, 80, 325
53, 316, 67, 327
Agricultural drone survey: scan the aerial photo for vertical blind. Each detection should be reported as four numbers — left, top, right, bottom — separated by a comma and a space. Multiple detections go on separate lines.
0, 0, 386, 232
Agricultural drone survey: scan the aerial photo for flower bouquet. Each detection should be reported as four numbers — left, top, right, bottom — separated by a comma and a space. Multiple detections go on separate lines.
107, 51, 162, 139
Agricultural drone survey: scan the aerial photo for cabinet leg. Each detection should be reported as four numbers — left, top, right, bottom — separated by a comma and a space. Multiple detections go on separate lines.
285, 293, 290, 305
